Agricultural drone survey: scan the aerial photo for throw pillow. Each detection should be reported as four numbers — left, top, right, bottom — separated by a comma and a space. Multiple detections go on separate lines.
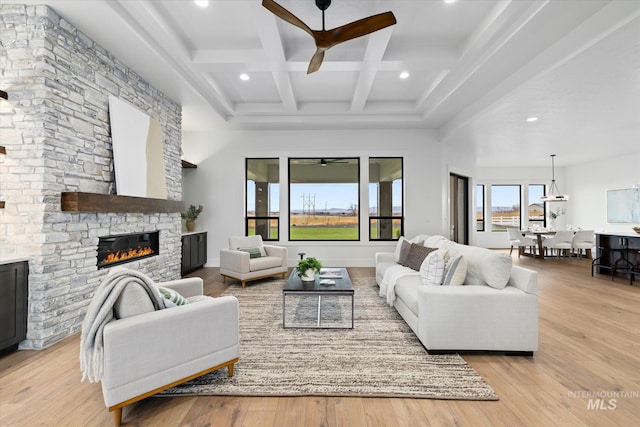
396, 239, 413, 265
237, 247, 263, 259
158, 287, 189, 306
419, 250, 446, 286
401, 243, 436, 271
442, 255, 467, 286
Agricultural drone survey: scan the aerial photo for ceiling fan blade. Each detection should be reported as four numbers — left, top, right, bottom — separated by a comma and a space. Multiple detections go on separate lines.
307, 49, 325, 74
262, 0, 313, 38
329, 11, 396, 47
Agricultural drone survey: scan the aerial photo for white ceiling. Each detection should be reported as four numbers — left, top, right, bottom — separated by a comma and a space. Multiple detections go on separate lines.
5, 0, 640, 167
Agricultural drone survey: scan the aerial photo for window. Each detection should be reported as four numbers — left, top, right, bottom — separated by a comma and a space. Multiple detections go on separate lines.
491, 185, 521, 231
289, 158, 359, 241
246, 158, 279, 240
476, 184, 485, 231
369, 158, 403, 240
527, 184, 546, 228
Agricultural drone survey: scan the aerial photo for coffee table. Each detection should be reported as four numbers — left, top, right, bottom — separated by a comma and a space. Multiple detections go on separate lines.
283, 267, 354, 329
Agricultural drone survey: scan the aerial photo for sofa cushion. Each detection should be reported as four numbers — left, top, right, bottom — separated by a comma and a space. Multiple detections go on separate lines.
453, 244, 513, 289
401, 243, 436, 271
442, 255, 467, 286
113, 282, 156, 319
394, 279, 419, 316
419, 250, 446, 286
249, 256, 282, 272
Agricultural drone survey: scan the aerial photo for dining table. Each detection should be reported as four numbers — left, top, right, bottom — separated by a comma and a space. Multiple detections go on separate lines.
521, 229, 557, 259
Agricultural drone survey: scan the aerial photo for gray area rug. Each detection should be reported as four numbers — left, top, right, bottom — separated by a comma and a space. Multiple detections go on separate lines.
156, 277, 498, 400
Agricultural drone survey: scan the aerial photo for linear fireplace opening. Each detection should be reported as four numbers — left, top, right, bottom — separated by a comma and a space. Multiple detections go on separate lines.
97, 231, 159, 269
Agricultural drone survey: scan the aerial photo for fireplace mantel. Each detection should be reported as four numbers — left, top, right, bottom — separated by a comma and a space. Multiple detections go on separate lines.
61, 192, 184, 213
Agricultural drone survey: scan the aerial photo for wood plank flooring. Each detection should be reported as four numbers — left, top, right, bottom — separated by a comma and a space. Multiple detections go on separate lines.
1, 254, 639, 426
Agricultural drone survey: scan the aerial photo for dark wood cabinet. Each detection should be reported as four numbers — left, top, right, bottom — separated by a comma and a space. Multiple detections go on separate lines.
181, 232, 207, 275
0, 260, 28, 355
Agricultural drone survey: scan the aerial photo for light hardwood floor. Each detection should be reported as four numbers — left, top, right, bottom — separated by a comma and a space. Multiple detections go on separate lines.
1, 254, 639, 426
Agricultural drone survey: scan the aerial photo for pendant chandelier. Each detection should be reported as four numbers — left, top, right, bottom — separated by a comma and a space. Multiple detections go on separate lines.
540, 154, 569, 202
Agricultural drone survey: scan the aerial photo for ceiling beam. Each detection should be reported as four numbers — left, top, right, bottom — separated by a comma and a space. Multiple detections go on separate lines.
350, 26, 394, 112
254, 9, 297, 113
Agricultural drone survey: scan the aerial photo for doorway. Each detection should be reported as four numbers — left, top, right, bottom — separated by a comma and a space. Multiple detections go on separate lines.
449, 173, 469, 245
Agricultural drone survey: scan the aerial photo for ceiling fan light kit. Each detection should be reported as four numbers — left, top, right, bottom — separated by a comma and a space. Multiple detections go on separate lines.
540, 154, 569, 202
262, 0, 396, 74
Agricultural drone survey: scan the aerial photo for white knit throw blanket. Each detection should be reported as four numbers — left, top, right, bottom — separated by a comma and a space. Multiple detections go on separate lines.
79, 268, 166, 383
379, 264, 419, 306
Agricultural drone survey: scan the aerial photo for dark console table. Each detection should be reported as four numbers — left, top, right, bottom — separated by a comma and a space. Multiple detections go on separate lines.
593, 232, 640, 283
0, 259, 29, 355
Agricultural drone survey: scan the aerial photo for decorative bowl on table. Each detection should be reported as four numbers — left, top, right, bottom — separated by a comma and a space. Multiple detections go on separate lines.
633, 226, 640, 234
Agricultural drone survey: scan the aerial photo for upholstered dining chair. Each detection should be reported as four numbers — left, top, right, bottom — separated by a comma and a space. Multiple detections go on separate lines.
220, 235, 288, 287
542, 230, 575, 258
571, 229, 595, 259
507, 227, 537, 257
80, 269, 240, 426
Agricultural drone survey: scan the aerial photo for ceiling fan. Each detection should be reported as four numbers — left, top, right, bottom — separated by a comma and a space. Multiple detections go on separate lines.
262, 0, 397, 74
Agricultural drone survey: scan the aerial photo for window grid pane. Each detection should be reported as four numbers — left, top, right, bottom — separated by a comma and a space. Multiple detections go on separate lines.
369, 157, 403, 241
491, 185, 521, 232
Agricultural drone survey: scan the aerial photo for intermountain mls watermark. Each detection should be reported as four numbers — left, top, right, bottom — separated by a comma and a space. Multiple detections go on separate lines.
568, 390, 640, 410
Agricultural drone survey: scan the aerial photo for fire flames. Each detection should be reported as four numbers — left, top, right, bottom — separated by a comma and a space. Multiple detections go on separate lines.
102, 246, 154, 265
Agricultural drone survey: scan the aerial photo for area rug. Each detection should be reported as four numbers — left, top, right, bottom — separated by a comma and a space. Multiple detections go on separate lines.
156, 277, 498, 400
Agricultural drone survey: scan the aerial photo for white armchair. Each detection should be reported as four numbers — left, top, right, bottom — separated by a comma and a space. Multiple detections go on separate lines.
220, 235, 288, 287
101, 277, 239, 426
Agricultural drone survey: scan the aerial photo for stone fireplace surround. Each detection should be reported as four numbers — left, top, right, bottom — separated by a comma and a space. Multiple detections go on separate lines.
0, 5, 183, 349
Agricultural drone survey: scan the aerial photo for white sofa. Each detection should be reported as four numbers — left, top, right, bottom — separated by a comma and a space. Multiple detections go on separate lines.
375, 235, 538, 355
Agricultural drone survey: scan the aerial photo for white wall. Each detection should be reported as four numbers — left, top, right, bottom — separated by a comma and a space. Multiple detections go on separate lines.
182, 128, 446, 267
565, 152, 640, 233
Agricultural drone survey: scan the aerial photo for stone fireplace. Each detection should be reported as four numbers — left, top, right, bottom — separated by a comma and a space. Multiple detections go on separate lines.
0, 5, 184, 349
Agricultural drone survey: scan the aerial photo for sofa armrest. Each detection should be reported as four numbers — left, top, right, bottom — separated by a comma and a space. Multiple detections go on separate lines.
220, 248, 250, 273
102, 296, 239, 393
508, 265, 538, 295
158, 277, 203, 298
375, 252, 395, 265
264, 245, 287, 265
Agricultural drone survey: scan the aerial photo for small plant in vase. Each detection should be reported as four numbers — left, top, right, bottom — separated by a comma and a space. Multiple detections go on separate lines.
297, 257, 322, 282
181, 204, 203, 232
548, 207, 565, 229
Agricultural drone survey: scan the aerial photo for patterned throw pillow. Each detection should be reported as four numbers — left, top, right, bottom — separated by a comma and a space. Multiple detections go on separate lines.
158, 286, 189, 306
401, 243, 436, 271
237, 247, 263, 259
442, 255, 467, 286
419, 250, 446, 286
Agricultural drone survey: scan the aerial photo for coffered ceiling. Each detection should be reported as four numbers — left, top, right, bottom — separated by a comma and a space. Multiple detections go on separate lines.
4, 0, 640, 167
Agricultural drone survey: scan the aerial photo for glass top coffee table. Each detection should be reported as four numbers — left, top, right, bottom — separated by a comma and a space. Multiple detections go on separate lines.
283, 268, 354, 329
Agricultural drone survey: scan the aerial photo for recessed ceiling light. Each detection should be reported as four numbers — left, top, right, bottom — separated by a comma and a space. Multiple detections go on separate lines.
444, 0, 457, 4
239, 73, 250, 81
194, 0, 209, 7
526, 117, 539, 122
399, 71, 410, 79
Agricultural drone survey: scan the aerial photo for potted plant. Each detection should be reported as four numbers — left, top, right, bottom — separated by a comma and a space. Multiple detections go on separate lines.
297, 257, 322, 282
181, 204, 203, 232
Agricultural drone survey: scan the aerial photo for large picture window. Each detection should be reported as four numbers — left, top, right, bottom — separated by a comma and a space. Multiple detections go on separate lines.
369, 157, 403, 240
491, 185, 521, 231
246, 158, 279, 240
527, 184, 546, 228
476, 184, 485, 231
289, 158, 360, 241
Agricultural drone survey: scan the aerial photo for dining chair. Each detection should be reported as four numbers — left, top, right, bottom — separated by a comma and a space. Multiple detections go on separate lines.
571, 229, 595, 259
542, 230, 574, 258
507, 227, 537, 257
